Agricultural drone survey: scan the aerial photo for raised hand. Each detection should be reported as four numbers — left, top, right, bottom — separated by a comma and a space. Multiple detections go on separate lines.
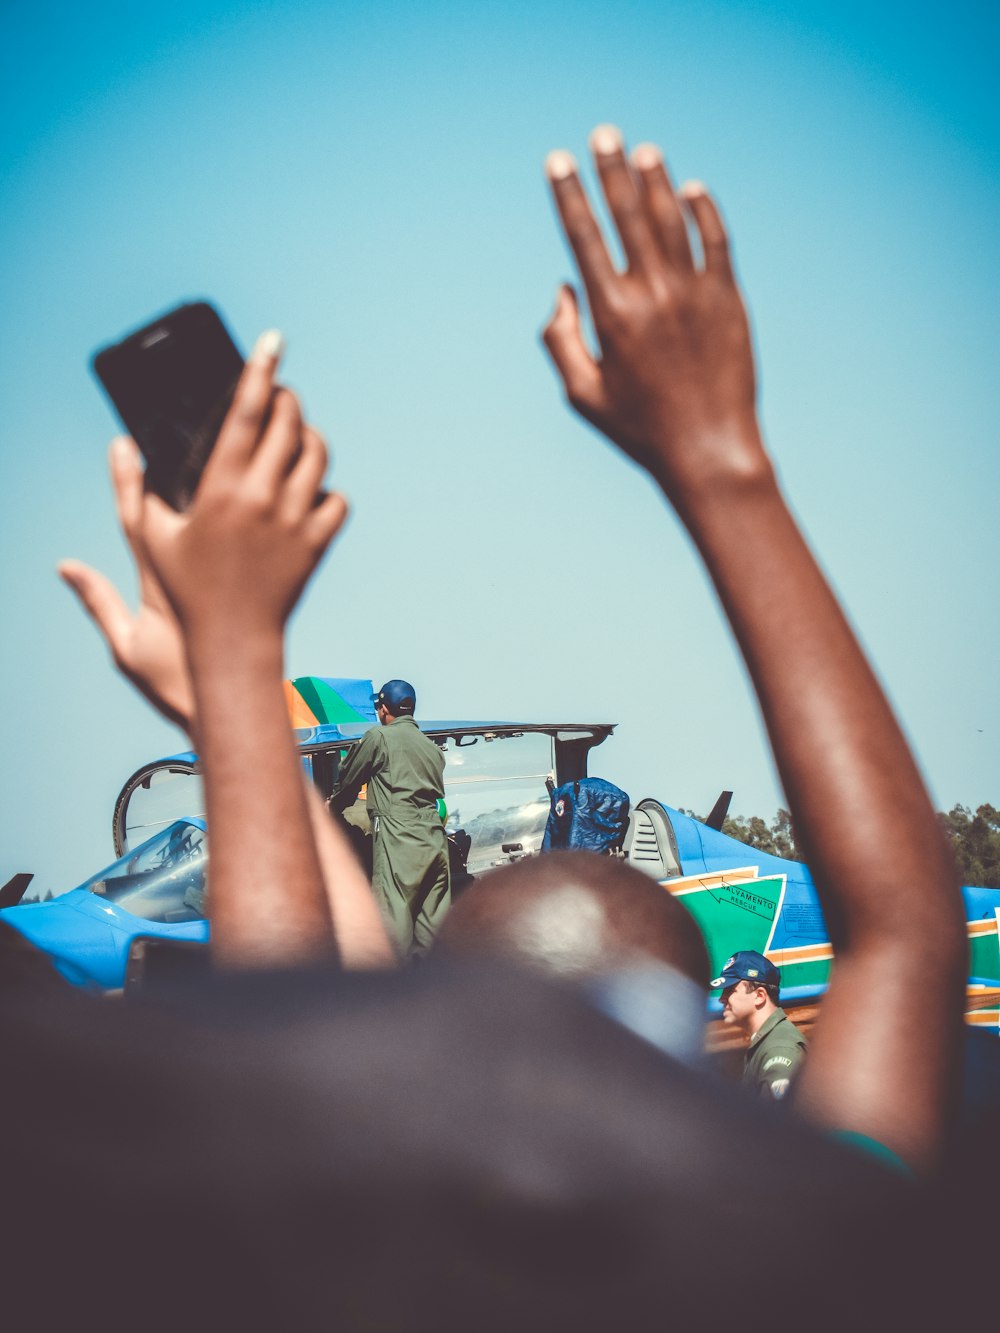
541, 127, 965, 1169
135, 332, 350, 967
61, 359, 392, 968
543, 125, 767, 510
136, 332, 347, 646
59, 436, 195, 733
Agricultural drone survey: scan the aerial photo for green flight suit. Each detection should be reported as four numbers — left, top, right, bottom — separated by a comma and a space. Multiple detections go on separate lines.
743, 1008, 807, 1100
333, 716, 450, 956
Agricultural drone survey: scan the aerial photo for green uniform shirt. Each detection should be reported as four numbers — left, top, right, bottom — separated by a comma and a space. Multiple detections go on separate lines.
332, 717, 449, 954
743, 1008, 807, 1101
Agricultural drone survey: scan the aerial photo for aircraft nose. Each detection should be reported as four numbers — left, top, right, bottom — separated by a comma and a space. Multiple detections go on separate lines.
0, 895, 119, 988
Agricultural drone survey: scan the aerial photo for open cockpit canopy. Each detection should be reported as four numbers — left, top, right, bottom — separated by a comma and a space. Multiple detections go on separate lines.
113, 676, 616, 878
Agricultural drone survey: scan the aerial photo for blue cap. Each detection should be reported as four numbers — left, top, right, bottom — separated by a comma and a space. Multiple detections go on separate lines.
373, 679, 416, 714
709, 950, 780, 991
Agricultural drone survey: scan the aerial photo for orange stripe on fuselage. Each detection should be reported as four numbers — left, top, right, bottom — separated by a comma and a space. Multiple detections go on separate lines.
967, 918, 998, 937
664, 867, 761, 896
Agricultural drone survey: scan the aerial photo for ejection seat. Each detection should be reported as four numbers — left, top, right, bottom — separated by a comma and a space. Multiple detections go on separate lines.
622, 799, 682, 881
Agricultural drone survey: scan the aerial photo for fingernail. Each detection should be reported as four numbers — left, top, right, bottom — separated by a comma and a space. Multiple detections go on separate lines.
589, 124, 623, 156
251, 329, 285, 364
631, 142, 662, 170
545, 150, 577, 181
681, 180, 707, 198
109, 435, 132, 465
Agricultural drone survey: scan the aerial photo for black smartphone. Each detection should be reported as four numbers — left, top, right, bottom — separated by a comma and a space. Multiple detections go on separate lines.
92, 301, 245, 510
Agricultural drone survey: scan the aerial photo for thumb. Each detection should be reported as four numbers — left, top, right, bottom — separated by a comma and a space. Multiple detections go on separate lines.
138, 488, 185, 552
58, 559, 133, 662
541, 284, 608, 419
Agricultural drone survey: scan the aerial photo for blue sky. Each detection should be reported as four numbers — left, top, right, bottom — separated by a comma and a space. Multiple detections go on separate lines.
2, 0, 998, 895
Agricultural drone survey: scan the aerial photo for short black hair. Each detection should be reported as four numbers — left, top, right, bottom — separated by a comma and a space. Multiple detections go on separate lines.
436, 850, 711, 987
743, 977, 780, 1005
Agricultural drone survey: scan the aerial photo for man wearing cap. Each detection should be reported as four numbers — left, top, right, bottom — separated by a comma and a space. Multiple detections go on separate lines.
711, 951, 807, 1100
329, 680, 450, 957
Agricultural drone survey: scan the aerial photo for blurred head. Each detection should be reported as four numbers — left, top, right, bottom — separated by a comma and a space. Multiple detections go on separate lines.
435, 851, 710, 988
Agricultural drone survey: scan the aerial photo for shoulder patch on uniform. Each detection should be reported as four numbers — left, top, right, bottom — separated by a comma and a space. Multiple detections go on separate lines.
762, 1055, 793, 1071
767, 1078, 791, 1099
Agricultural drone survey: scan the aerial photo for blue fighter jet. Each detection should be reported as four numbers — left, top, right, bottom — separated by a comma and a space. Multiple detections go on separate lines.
0, 820, 208, 989
3, 675, 998, 1029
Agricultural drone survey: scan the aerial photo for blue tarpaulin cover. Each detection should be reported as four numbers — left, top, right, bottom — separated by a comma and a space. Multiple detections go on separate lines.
541, 778, 630, 854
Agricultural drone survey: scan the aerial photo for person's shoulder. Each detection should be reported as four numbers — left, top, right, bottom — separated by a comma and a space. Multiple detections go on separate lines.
407, 719, 440, 750
762, 1013, 810, 1055
759, 1044, 803, 1077
755, 1015, 806, 1094
756, 1039, 805, 1101
769, 1010, 807, 1048
351, 725, 386, 764
786, 1018, 808, 1051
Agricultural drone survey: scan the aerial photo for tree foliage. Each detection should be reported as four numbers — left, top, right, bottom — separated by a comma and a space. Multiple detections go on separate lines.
938, 804, 1000, 888
719, 807, 801, 861
708, 801, 1000, 888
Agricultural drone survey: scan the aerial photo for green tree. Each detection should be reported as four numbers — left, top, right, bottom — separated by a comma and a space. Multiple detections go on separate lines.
719, 807, 801, 861
938, 804, 1000, 888
712, 801, 1000, 885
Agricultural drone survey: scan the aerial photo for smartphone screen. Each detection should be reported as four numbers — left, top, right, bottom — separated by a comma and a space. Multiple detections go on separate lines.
92, 302, 245, 510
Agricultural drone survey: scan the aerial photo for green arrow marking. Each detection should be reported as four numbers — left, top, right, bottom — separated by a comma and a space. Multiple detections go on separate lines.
677, 875, 786, 977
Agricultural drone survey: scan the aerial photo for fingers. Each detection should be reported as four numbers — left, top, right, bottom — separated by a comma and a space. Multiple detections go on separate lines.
108, 435, 145, 548
139, 489, 185, 557
252, 387, 303, 493
680, 182, 734, 281
589, 124, 661, 279
631, 142, 694, 273
545, 150, 617, 304
58, 560, 132, 661
547, 130, 732, 287
305, 489, 350, 554
283, 425, 329, 517
207, 329, 284, 479
541, 285, 609, 421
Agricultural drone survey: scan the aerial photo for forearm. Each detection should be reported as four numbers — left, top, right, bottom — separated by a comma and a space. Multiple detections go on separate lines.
304, 781, 397, 968
330, 737, 371, 807
668, 432, 966, 1165
189, 630, 336, 969
172, 677, 391, 966
670, 435, 962, 945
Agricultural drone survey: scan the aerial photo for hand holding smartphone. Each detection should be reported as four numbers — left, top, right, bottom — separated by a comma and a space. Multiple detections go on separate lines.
92, 302, 245, 510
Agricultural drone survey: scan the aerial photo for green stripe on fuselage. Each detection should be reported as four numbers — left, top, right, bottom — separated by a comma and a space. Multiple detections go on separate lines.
675, 875, 785, 978
969, 931, 1000, 984
772, 956, 832, 990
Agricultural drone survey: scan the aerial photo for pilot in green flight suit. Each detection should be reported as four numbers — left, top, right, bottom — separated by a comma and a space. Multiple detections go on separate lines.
711, 950, 807, 1099
330, 679, 451, 956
